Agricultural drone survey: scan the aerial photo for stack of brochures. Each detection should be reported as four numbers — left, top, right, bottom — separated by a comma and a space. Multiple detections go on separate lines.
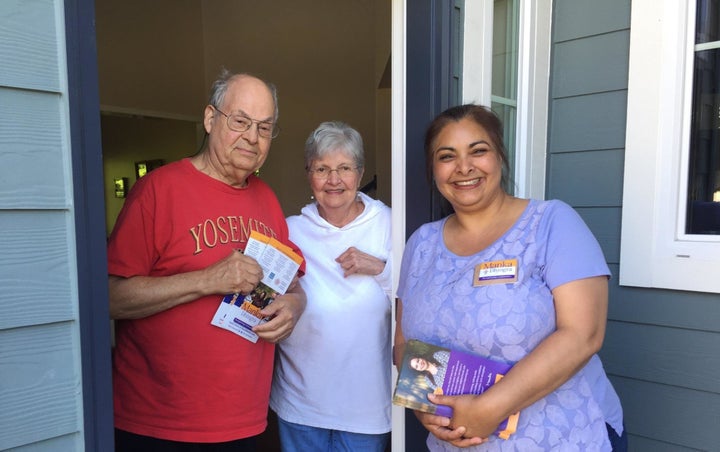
211, 230, 303, 343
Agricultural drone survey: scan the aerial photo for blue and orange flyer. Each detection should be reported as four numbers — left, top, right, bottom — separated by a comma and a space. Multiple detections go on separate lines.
211, 230, 303, 343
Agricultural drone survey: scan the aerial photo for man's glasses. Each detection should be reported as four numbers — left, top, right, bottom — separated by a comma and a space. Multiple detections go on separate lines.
308, 165, 359, 180
213, 106, 279, 139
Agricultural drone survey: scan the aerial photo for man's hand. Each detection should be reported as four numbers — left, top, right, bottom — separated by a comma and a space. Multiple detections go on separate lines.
109, 249, 264, 319
202, 249, 263, 295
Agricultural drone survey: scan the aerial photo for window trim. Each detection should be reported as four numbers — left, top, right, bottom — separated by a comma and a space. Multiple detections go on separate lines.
620, 0, 720, 293
390, 2, 406, 450
514, 0, 550, 199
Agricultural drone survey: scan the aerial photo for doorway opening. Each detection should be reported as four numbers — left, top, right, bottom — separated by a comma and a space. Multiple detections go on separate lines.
94, 1, 391, 450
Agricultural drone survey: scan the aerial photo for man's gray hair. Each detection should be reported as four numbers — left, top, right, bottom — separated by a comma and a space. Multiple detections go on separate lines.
208, 68, 279, 122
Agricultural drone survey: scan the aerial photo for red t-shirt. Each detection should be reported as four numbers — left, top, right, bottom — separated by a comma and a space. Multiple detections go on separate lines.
108, 158, 300, 442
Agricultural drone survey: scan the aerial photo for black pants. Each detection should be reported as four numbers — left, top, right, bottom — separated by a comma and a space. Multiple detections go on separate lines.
115, 429, 257, 452
607, 423, 628, 452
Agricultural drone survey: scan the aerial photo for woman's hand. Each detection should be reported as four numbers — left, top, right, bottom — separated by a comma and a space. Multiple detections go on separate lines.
415, 408, 486, 448
335, 246, 386, 277
428, 393, 500, 443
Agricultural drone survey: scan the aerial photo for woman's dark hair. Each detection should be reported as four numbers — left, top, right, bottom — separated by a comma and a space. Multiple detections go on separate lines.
423, 104, 510, 188
409, 352, 445, 387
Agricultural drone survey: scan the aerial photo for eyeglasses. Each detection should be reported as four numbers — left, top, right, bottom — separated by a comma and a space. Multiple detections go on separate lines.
308, 165, 359, 180
213, 106, 280, 139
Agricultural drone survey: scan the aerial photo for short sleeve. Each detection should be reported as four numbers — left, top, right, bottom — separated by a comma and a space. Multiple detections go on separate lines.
107, 176, 157, 277
542, 200, 611, 290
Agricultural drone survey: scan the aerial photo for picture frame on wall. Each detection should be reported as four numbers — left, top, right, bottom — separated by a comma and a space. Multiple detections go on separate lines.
114, 177, 128, 198
135, 159, 165, 180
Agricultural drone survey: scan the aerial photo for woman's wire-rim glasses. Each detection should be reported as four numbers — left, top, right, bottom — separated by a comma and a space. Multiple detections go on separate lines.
307, 165, 360, 180
213, 105, 280, 139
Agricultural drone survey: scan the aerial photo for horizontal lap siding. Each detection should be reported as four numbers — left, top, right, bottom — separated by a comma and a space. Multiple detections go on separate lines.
552, 31, 630, 97
553, 0, 630, 42
575, 207, 621, 264
612, 377, 720, 451
4, 434, 82, 452
0, 0, 61, 92
0, 90, 68, 208
550, 0, 720, 449
0, 0, 83, 450
549, 92, 628, 153
548, 149, 624, 206
609, 282, 720, 331
0, 211, 74, 330
622, 437, 699, 452
0, 324, 80, 450
603, 322, 720, 393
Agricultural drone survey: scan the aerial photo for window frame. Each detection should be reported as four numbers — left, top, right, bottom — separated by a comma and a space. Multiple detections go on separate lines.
620, 0, 720, 293
462, 0, 551, 199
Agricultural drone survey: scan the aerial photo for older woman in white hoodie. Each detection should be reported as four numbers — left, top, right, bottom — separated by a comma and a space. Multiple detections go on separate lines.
270, 121, 392, 452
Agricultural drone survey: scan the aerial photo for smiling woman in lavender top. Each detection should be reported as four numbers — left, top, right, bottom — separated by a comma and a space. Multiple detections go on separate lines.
395, 104, 626, 451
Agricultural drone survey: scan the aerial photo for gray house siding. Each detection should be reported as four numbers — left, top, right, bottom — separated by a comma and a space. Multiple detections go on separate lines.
549, 0, 720, 450
0, 0, 82, 447
0, 0, 112, 450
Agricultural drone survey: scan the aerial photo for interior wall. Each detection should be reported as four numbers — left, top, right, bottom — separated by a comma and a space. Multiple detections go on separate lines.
95, 0, 391, 233
200, 0, 385, 214
94, 0, 206, 117
374, 0, 392, 204
101, 115, 203, 236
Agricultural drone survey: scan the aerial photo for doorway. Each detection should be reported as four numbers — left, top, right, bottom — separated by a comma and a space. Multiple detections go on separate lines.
94, 1, 391, 450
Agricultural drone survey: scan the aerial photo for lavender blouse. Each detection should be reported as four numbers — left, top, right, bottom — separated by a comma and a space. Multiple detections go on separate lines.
398, 199, 623, 451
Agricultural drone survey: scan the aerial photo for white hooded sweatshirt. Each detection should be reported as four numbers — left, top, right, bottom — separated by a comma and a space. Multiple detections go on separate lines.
270, 191, 392, 434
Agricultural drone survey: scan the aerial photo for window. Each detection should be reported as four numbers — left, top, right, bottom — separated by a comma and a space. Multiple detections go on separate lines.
686, 0, 720, 235
462, 0, 550, 199
491, 0, 519, 194
620, 0, 720, 293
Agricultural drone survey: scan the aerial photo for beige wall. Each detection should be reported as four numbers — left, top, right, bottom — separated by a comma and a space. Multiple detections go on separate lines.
96, 0, 391, 233
101, 115, 203, 236
95, 0, 206, 117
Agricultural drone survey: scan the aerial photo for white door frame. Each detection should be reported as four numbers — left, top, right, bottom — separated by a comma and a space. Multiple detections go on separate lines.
390, 0, 407, 450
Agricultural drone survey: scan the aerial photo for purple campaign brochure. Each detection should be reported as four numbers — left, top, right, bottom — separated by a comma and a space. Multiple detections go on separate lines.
393, 339, 520, 439
434, 348, 512, 417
